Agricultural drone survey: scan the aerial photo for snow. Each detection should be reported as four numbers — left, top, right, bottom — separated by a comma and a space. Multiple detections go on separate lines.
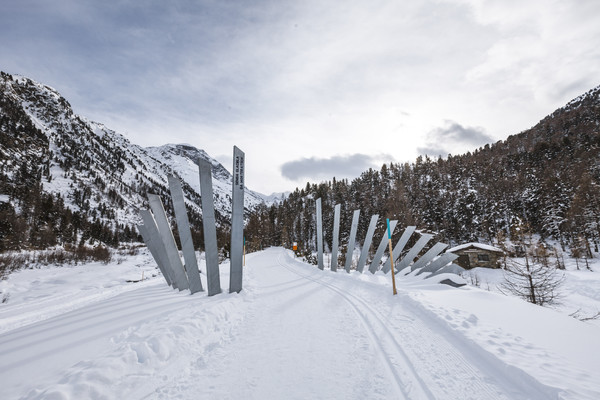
146, 144, 268, 213
462, 259, 600, 328
447, 242, 504, 253
1, 248, 599, 399
0, 194, 9, 203
255, 190, 290, 204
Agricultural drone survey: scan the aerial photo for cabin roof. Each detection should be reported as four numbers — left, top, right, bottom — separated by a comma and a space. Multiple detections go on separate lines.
447, 242, 504, 254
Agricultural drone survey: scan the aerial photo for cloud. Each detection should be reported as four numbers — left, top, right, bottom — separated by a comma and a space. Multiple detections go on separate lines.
3, 0, 600, 194
418, 120, 493, 157
281, 153, 394, 181
455, 0, 600, 103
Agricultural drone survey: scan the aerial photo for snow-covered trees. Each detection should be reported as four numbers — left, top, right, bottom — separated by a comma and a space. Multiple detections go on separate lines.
250, 83, 600, 255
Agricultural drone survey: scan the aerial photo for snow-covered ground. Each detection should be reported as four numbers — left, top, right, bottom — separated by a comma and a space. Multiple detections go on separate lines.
461, 258, 600, 327
1, 248, 599, 399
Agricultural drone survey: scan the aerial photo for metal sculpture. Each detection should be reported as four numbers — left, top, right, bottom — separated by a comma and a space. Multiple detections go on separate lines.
168, 175, 203, 294
137, 222, 172, 287
381, 226, 416, 274
369, 220, 397, 274
416, 252, 458, 276
394, 233, 433, 274
409, 242, 448, 273
198, 158, 222, 296
356, 215, 379, 273
148, 194, 190, 291
316, 198, 324, 270
229, 146, 245, 293
139, 210, 176, 287
344, 209, 360, 272
330, 204, 341, 271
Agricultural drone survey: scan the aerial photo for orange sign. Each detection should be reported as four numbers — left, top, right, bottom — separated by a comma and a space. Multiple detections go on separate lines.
293, 242, 298, 251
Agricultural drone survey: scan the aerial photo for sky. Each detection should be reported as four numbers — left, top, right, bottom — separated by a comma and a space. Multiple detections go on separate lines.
1, 0, 599, 195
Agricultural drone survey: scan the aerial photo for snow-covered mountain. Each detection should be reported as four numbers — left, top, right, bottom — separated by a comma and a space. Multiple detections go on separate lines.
0, 71, 269, 249
145, 143, 267, 215
257, 191, 290, 205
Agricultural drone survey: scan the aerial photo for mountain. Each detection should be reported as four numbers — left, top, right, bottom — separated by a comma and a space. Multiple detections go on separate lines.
0, 71, 268, 252
258, 191, 290, 205
145, 143, 266, 214
247, 83, 600, 258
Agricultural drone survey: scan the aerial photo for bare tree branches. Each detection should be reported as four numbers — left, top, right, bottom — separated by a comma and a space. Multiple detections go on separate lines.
499, 255, 565, 306
569, 308, 600, 321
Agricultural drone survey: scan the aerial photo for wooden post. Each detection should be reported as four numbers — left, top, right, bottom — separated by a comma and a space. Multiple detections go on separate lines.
387, 219, 397, 295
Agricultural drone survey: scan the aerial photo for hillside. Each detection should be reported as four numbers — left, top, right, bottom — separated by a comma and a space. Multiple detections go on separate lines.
0, 71, 266, 253
247, 83, 600, 259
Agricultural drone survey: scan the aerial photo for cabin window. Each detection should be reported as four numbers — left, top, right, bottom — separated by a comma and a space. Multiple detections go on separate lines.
477, 253, 490, 262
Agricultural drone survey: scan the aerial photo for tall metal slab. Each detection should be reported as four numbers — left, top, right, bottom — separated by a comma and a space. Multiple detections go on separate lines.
381, 226, 416, 274
229, 146, 245, 293
417, 252, 458, 276
137, 223, 172, 286
344, 209, 360, 272
316, 198, 324, 270
148, 194, 190, 291
168, 175, 203, 294
368, 220, 398, 274
330, 204, 341, 271
140, 209, 176, 288
198, 158, 222, 296
395, 233, 433, 274
410, 242, 448, 272
356, 214, 379, 273
428, 260, 464, 278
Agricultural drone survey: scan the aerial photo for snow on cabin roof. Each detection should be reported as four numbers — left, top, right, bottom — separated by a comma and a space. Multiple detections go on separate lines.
447, 242, 504, 253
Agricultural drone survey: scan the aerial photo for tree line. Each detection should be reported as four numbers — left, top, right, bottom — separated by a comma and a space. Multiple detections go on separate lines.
245, 85, 600, 260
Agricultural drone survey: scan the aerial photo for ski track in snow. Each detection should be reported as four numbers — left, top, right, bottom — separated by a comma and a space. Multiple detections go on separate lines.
274, 251, 557, 400
0, 248, 596, 399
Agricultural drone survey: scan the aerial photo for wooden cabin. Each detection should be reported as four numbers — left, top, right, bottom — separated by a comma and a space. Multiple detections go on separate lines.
447, 243, 504, 269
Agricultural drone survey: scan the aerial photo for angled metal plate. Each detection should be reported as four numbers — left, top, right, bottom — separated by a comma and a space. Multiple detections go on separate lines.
140, 209, 176, 288
395, 233, 433, 274
316, 198, 324, 270
381, 226, 416, 274
138, 222, 172, 287
331, 204, 341, 271
416, 252, 459, 276
410, 242, 448, 272
148, 194, 190, 291
168, 175, 203, 294
198, 158, 222, 296
428, 261, 464, 278
356, 214, 379, 273
344, 209, 360, 272
368, 220, 397, 274
229, 146, 245, 293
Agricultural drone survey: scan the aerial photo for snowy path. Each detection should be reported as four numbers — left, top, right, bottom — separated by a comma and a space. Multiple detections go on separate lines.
264, 249, 555, 400
0, 247, 592, 399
